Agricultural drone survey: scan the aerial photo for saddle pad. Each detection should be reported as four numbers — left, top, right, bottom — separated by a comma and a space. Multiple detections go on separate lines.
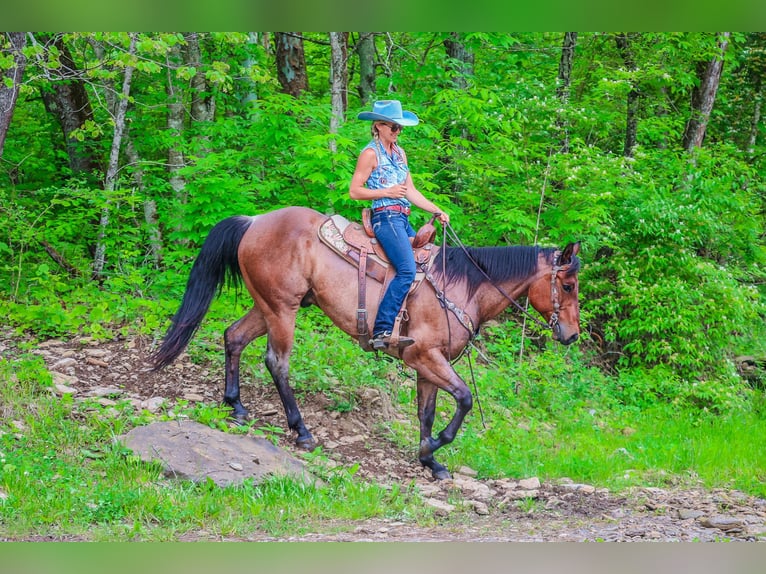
318, 216, 435, 290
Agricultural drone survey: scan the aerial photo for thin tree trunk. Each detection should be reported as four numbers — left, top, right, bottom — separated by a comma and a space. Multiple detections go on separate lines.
443, 32, 475, 90
184, 33, 215, 123
124, 135, 163, 266
443, 33, 475, 195
356, 33, 376, 104
329, 32, 348, 154
615, 33, 640, 158
683, 32, 731, 151
556, 32, 578, 154
37, 33, 101, 176
166, 41, 187, 205
275, 32, 309, 97
241, 32, 261, 105
92, 33, 137, 281
0, 32, 26, 158
747, 81, 763, 155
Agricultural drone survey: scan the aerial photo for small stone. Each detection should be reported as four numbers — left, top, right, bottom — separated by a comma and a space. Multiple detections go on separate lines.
183, 393, 205, 402
54, 383, 78, 396
678, 509, 705, 520
89, 386, 124, 398
50, 357, 77, 371
456, 465, 478, 477
518, 477, 541, 490
85, 357, 109, 368
228, 462, 244, 471
424, 497, 455, 515
469, 500, 490, 515
340, 434, 365, 444
141, 397, 166, 412
84, 348, 110, 358
503, 489, 540, 501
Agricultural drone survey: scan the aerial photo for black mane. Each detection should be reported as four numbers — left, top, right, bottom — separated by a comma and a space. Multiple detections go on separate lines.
432, 245, 576, 300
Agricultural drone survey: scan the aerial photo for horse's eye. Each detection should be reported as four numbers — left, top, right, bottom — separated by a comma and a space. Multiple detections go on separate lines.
562, 283, 574, 293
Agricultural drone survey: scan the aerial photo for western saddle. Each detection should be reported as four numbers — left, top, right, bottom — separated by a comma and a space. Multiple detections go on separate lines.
318, 209, 439, 353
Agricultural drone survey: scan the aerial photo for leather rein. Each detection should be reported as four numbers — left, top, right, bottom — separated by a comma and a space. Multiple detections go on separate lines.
425, 222, 565, 338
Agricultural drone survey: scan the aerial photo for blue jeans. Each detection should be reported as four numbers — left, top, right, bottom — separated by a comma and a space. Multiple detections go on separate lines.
372, 211, 416, 335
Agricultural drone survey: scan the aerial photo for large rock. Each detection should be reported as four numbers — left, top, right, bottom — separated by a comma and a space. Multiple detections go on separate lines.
119, 420, 313, 487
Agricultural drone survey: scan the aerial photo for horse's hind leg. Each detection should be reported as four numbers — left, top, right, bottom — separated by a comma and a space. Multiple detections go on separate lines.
263, 313, 315, 450
224, 307, 267, 422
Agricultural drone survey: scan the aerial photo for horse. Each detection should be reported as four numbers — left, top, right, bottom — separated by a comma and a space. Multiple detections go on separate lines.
151, 206, 581, 480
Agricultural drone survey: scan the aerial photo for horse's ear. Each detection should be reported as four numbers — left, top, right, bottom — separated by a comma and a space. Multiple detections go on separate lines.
559, 241, 581, 265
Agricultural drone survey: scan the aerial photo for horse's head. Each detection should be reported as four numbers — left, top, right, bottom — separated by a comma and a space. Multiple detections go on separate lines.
527, 242, 581, 345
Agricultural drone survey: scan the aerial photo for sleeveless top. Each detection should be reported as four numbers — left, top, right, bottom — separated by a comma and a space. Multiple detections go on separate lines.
363, 140, 412, 211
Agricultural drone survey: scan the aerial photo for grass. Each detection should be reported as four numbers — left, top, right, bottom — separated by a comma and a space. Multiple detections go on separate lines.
0, 354, 428, 541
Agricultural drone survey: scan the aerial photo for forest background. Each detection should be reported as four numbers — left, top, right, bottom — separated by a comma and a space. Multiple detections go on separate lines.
1, 32, 766, 505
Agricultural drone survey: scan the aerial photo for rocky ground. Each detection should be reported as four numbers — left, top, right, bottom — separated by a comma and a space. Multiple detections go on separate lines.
9, 334, 766, 541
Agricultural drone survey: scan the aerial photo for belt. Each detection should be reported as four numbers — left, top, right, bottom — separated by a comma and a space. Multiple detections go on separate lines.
373, 205, 411, 216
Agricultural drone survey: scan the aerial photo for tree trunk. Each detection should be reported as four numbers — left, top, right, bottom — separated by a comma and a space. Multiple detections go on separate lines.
747, 80, 763, 155
615, 33, 640, 158
92, 33, 137, 281
166, 41, 187, 205
37, 33, 102, 176
275, 33, 309, 97
682, 32, 731, 151
0, 32, 27, 159
124, 135, 163, 266
329, 32, 348, 153
356, 33, 376, 104
241, 32, 261, 105
443, 32, 475, 90
556, 32, 578, 154
184, 33, 215, 123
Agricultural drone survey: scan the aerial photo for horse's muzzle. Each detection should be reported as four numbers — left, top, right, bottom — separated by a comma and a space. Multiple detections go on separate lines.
553, 323, 579, 346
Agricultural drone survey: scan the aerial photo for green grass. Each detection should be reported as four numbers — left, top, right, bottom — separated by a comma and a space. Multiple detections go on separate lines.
0, 354, 428, 541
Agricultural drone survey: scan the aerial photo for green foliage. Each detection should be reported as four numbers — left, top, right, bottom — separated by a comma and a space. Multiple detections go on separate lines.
0, 33, 764, 462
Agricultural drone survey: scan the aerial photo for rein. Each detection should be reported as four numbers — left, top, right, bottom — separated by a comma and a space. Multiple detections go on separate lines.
440, 222, 562, 333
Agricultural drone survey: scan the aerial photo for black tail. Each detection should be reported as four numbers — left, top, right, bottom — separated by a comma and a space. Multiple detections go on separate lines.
151, 216, 253, 370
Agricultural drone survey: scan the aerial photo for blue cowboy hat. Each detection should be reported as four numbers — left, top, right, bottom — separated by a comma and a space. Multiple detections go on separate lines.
357, 100, 419, 126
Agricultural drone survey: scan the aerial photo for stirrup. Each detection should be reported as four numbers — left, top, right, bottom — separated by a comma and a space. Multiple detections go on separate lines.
370, 331, 415, 350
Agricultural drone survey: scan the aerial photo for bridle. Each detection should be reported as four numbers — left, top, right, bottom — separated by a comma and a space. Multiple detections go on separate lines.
548, 249, 564, 333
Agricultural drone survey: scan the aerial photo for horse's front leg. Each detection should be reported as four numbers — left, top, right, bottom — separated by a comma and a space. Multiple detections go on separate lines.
416, 377, 450, 480
411, 352, 473, 480
224, 309, 266, 423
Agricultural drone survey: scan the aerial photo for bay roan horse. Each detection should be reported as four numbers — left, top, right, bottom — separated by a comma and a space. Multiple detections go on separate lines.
151, 206, 581, 480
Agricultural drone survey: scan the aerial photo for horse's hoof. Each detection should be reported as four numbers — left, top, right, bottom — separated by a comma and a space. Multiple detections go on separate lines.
296, 436, 317, 451
229, 412, 250, 426
432, 467, 452, 480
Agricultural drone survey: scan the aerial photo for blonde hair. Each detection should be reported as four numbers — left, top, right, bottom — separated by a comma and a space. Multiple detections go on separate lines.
371, 121, 382, 139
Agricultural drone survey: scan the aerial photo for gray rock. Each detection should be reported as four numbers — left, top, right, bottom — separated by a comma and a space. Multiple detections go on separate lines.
119, 420, 314, 487
699, 515, 745, 532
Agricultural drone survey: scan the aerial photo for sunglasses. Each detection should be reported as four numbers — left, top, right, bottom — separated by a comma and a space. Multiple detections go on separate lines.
383, 123, 402, 133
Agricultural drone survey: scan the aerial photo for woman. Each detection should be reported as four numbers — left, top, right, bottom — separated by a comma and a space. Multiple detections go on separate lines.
349, 100, 449, 350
